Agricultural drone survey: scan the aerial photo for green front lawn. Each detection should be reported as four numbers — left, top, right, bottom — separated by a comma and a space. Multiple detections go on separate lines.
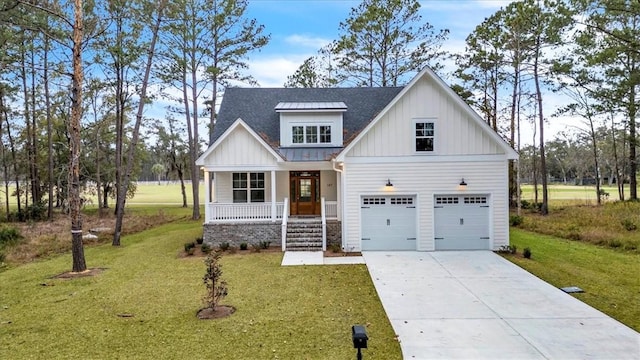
504, 229, 640, 332
0, 220, 401, 359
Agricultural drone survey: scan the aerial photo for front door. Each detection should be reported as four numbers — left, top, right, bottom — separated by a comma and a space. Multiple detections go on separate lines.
290, 171, 320, 216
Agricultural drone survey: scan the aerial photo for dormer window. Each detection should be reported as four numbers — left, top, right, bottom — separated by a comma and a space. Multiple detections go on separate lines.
277, 102, 345, 147
292, 125, 332, 144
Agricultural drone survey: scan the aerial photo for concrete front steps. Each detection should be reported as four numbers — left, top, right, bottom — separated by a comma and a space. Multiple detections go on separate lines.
285, 218, 323, 251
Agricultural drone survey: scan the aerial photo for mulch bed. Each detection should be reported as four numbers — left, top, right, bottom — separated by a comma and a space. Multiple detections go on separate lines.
196, 305, 236, 320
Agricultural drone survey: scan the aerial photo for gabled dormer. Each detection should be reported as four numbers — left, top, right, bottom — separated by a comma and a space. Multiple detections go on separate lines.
276, 102, 347, 147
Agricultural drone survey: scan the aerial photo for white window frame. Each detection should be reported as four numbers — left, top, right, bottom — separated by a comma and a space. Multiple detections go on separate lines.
290, 125, 332, 145
414, 118, 436, 153
232, 172, 265, 203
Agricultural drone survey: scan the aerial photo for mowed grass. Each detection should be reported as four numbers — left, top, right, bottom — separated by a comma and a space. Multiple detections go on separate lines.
504, 229, 640, 332
0, 219, 401, 359
521, 184, 631, 203
0, 182, 204, 210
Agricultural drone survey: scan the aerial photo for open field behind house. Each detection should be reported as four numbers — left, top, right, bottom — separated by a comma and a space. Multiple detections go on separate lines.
0, 220, 402, 360
521, 184, 631, 204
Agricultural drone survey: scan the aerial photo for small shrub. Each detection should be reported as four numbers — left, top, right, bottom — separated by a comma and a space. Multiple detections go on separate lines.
621, 219, 637, 231
509, 215, 524, 226
186, 247, 195, 256
219, 242, 230, 251
184, 242, 196, 252
196, 237, 204, 245
201, 243, 212, 254
259, 241, 271, 249
608, 239, 622, 248
523, 247, 532, 259
0, 226, 22, 246
26, 202, 47, 221
250, 243, 262, 253
239, 242, 248, 251
203, 252, 228, 309
329, 243, 341, 253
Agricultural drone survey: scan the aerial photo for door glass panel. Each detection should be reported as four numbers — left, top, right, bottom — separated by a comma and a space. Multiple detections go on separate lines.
299, 179, 311, 201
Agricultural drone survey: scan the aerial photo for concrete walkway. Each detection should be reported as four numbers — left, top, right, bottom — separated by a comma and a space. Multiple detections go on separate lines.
281, 251, 365, 266
363, 251, 640, 360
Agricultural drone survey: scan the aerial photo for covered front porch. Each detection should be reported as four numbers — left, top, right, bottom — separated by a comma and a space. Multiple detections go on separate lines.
202, 169, 340, 223
201, 168, 342, 251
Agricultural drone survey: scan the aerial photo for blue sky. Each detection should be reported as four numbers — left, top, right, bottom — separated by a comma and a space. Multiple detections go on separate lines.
241, 0, 514, 87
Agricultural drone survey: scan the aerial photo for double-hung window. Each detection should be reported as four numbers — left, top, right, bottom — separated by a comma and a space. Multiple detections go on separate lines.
291, 125, 332, 145
232, 172, 265, 203
415, 121, 435, 152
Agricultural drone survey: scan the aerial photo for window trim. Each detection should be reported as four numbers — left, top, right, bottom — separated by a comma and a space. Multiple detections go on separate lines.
290, 125, 332, 145
414, 118, 436, 153
232, 172, 265, 203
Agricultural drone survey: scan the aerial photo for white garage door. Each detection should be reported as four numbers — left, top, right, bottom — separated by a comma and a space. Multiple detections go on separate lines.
361, 196, 416, 250
434, 195, 490, 250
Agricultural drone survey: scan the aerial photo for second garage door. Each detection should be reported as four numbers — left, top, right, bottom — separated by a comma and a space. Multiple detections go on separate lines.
361, 196, 416, 250
434, 195, 490, 250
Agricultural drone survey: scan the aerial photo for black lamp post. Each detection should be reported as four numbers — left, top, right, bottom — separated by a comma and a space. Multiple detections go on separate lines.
352, 325, 368, 360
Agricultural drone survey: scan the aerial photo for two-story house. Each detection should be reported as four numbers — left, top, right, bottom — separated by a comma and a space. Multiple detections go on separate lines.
195, 68, 518, 252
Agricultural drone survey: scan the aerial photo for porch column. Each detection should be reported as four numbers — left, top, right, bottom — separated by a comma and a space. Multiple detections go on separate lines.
271, 170, 277, 222
203, 170, 210, 223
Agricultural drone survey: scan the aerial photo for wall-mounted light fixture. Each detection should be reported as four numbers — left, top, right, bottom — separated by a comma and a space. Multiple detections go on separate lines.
385, 179, 393, 187
458, 178, 467, 190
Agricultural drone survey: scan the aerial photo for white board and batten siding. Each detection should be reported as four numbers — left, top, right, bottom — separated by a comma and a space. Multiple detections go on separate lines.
201, 125, 280, 168
347, 76, 504, 158
342, 161, 509, 252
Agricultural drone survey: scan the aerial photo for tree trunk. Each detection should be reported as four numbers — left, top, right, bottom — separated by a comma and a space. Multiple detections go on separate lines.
69, 0, 87, 272
533, 37, 548, 215
0, 87, 10, 219
628, 87, 637, 200
113, 0, 168, 246
45, 34, 54, 219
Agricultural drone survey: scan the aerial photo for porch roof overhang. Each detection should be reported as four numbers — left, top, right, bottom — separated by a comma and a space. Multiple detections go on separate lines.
279, 147, 342, 162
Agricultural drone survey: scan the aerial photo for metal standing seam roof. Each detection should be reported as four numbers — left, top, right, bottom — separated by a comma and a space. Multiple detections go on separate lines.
274, 102, 348, 111
210, 87, 404, 153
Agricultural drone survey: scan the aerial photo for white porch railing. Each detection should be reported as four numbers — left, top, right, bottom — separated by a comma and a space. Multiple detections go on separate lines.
324, 201, 338, 219
206, 200, 336, 224
207, 202, 284, 223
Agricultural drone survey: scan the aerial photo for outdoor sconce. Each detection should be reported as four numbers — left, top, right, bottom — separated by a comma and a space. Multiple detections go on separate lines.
352, 325, 368, 360
385, 179, 393, 187
457, 178, 468, 191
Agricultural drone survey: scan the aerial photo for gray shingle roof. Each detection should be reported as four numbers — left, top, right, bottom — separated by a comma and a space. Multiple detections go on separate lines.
211, 87, 404, 149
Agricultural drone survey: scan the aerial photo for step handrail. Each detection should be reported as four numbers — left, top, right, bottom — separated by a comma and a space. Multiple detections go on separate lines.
321, 197, 327, 251
281, 197, 289, 251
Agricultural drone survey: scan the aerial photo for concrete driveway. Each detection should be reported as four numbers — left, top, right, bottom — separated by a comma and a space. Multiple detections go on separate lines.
363, 251, 640, 360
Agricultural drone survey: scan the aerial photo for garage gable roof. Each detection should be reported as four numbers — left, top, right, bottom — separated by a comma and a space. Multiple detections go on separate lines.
335, 68, 519, 161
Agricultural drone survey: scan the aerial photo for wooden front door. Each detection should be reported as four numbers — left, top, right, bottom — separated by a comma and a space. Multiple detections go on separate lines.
290, 171, 320, 216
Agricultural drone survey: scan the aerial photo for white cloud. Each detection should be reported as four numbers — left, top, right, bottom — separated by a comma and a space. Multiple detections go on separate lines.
284, 34, 332, 49
247, 55, 311, 87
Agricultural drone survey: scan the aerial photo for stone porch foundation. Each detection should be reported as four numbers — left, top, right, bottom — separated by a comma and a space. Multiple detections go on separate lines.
203, 221, 342, 250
